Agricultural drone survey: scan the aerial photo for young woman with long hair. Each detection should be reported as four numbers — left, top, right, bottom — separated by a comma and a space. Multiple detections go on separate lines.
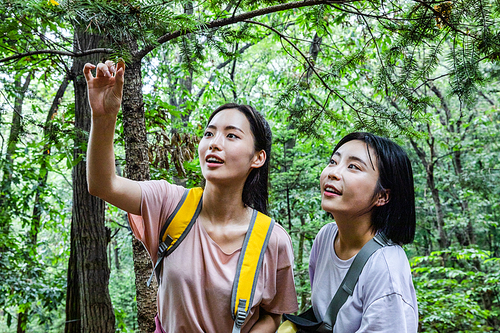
84, 60, 298, 332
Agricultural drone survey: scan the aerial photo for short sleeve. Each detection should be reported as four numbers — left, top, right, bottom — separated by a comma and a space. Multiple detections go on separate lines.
357, 293, 418, 332
127, 180, 185, 264
259, 224, 299, 314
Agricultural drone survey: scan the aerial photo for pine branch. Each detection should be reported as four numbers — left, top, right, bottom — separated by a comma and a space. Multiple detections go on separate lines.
136, 0, 344, 59
412, 0, 471, 37
0, 48, 113, 64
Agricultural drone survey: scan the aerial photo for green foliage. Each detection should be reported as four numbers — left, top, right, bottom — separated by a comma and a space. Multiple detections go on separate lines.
411, 248, 500, 331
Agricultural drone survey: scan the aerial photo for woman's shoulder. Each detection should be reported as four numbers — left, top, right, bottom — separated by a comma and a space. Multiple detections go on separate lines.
263, 222, 295, 269
365, 244, 411, 274
313, 222, 338, 245
268, 222, 292, 248
360, 244, 413, 295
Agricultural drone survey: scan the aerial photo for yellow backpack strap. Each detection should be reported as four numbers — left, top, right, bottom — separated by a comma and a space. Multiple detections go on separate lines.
231, 210, 275, 332
147, 187, 204, 287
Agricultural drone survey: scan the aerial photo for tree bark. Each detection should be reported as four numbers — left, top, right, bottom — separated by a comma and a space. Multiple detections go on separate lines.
123, 51, 157, 332
429, 83, 475, 246
296, 216, 308, 311
65, 27, 115, 333
30, 75, 71, 246
0, 72, 32, 246
410, 136, 448, 249
14, 74, 72, 333
65, 216, 81, 333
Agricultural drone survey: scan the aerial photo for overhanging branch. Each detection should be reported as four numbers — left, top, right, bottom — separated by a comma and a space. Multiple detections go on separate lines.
244, 19, 365, 123
135, 0, 344, 59
0, 48, 113, 64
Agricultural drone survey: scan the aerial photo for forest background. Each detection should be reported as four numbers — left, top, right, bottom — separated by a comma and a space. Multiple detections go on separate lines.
1, 0, 500, 332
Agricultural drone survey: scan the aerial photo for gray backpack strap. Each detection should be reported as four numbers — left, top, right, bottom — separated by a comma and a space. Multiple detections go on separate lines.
318, 233, 390, 332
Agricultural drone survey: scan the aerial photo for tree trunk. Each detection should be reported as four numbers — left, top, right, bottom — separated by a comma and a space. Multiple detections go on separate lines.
410, 137, 448, 249
16, 312, 27, 333
430, 83, 475, 246
113, 238, 120, 270
30, 75, 71, 246
15, 75, 71, 333
296, 216, 308, 311
65, 27, 115, 333
0, 72, 32, 248
65, 218, 81, 333
122, 52, 157, 332
2, 72, 33, 333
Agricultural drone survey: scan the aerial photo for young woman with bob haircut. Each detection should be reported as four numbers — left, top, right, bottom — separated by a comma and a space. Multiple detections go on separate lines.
309, 132, 418, 332
84, 60, 298, 332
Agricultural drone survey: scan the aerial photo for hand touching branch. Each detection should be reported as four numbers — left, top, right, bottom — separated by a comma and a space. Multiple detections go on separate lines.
83, 60, 125, 118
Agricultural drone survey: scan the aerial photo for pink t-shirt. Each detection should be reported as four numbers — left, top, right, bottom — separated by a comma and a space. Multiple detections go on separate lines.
128, 180, 298, 332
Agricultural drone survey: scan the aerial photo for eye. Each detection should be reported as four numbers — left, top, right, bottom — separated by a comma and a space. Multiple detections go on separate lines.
203, 131, 213, 137
329, 159, 337, 165
227, 133, 239, 139
348, 163, 360, 170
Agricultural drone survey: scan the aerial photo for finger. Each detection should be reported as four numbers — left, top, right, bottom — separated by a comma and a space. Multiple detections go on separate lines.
116, 60, 125, 78
105, 60, 116, 75
83, 63, 96, 82
96, 62, 111, 78
114, 61, 126, 95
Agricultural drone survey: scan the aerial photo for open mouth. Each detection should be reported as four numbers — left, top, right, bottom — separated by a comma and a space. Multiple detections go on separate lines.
324, 185, 341, 195
206, 156, 224, 164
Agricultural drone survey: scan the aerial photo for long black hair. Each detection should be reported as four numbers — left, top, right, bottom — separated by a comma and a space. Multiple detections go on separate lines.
206, 103, 272, 215
332, 132, 416, 244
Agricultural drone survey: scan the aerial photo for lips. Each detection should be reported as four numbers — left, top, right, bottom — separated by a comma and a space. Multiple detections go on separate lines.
205, 154, 224, 165
324, 184, 341, 195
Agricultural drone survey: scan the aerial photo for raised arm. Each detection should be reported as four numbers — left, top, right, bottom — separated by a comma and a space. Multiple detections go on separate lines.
85, 60, 142, 215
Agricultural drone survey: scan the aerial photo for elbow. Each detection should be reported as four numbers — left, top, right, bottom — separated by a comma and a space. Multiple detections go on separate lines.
87, 182, 101, 198
87, 178, 107, 199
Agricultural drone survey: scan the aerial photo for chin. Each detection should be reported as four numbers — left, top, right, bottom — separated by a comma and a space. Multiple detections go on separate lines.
321, 201, 333, 214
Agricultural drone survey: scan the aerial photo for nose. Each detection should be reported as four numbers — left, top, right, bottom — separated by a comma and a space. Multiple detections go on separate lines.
209, 133, 223, 151
327, 165, 340, 180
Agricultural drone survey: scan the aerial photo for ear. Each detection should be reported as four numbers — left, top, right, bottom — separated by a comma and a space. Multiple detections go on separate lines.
250, 150, 266, 169
375, 189, 391, 207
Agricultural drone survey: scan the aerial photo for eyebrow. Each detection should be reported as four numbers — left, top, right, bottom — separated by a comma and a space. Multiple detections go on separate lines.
207, 124, 245, 134
333, 151, 369, 167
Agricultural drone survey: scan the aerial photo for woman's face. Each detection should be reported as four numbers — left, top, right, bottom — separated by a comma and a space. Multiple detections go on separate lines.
320, 140, 387, 221
198, 108, 265, 185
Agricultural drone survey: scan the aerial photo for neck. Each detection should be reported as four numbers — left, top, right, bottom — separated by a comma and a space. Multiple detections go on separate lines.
200, 181, 250, 226
333, 214, 375, 260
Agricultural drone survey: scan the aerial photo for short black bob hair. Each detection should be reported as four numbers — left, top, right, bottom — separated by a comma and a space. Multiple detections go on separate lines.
332, 132, 416, 245
207, 103, 272, 215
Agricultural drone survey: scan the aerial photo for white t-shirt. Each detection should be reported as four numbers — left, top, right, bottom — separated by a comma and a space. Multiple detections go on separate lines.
309, 223, 418, 333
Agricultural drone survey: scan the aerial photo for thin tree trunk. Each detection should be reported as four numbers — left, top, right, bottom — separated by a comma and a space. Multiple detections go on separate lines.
16, 312, 27, 333
5, 72, 33, 333
287, 32, 322, 310
297, 216, 308, 311
65, 27, 115, 333
0, 72, 32, 248
30, 75, 71, 246
15, 75, 71, 333
123, 50, 157, 332
429, 83, 475, 246
410, 136, 448, 249
113, 238, 120, 270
